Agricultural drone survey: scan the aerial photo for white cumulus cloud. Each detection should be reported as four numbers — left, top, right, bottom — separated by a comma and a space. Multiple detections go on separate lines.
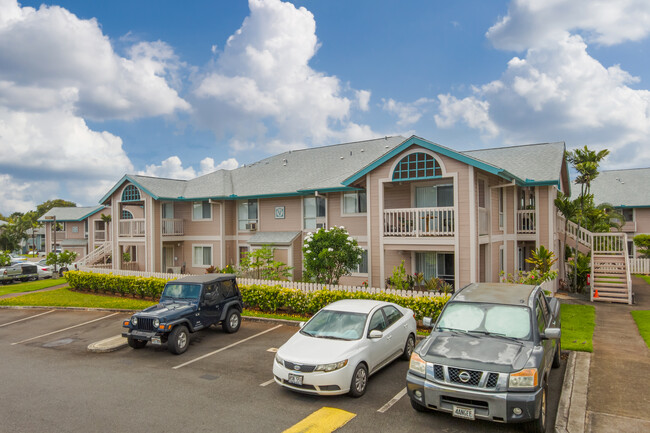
139, 156, 240, 180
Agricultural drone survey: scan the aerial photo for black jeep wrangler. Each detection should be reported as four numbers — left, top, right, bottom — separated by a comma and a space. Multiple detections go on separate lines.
122, 274, 243, 355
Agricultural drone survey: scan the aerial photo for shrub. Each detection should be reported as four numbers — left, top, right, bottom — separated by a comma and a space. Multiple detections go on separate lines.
65, 271, 168, 299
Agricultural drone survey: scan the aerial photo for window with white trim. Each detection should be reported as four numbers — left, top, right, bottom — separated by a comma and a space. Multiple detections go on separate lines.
352, 249, 368, 274
343, 191, 367, 214
304, 196, 326, 229
498, 188, 504, 229
193, 245, 212, 267
192, 201, 211, 220
238, 200, 258, 230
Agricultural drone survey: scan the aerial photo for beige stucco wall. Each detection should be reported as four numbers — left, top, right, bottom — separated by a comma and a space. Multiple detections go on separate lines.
259, 197, 302, 231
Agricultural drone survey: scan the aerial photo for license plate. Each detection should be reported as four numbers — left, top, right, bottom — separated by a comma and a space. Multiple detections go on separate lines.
151, 336, 162, 345
452, 405, 475, 420
288, 373, 303, 385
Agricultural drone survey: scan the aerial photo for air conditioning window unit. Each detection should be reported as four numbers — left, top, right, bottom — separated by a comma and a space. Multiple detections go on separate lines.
316, 222, 326, 229
167, 266, 181, 274
245, 222, 257, 231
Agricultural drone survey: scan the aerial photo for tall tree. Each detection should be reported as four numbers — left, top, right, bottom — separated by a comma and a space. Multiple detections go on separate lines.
36, 199, 76, 218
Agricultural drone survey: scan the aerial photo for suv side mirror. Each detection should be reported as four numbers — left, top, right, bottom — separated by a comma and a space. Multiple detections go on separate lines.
542, 327, 561, 340
423, 317, 434, 328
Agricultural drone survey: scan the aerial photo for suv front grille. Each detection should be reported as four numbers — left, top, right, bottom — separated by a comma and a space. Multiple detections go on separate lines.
433, 364, 500, 389
135, 318, 155, 331
283, 361, 316, 373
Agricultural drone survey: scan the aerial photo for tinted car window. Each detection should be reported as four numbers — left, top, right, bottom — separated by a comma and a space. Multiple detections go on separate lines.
221, 280, 235, 298
368, 310, 387, 334
382, 305, 403, 327
536, 304, 546, 334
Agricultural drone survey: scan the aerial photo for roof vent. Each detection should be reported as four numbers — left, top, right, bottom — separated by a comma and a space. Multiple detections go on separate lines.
340, 156, 344, 160
360, 149, 364, 152
350, 151, 352, 156
282, 159, 287, 166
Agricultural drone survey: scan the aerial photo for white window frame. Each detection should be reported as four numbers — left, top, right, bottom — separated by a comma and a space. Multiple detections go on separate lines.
341, 191, 367, 216
498, 188, 504, 230
303, 196, 327, 229
499, 245, 505, 278
192, 244, 213, 267
350, 247, 369, 276
192, 201, 212, 221
238, 199, 259, 230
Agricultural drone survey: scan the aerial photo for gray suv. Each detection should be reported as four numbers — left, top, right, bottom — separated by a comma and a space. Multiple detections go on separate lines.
406, 283, 561, 433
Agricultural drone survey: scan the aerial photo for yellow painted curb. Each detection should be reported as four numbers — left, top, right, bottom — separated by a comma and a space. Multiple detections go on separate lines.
282, 407, 356, 433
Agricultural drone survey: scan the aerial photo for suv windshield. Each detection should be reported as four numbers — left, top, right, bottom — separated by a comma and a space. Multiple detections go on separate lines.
301, 310, 367, 341
162, 284, 201, 300
437, 302, 532, 340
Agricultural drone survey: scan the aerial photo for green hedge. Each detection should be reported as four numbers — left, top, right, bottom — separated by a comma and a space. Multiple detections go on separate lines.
65, 271, 449, 320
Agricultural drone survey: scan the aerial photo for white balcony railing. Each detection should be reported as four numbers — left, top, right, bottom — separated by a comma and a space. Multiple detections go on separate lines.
162, 218, 184, 236
517, 209, 536, 234
384, 207, 455, 237
94, 230, 106, 242
119, 219, 145, 237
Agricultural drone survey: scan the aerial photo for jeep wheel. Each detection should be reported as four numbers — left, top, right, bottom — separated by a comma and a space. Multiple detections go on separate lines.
552, 340, 561, 368
127, 337, 147, 349
168, 325, 190, 355
524, 382, 547, 433
223, 309, 241, 333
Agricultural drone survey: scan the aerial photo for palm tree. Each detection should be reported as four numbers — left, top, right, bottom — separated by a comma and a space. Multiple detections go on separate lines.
100, 213, 112, 241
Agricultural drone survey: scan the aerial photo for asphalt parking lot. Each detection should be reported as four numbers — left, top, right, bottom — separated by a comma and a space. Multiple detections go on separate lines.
0, 308, 565, 432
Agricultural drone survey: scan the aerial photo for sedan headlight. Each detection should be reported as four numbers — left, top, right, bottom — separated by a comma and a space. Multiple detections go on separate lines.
409, 352, 427, 377
131, 316, 138, 326
275, 353, 284, 367
314, 360, 348, 372
509, 368, 538, 388
153, 318, 160, 328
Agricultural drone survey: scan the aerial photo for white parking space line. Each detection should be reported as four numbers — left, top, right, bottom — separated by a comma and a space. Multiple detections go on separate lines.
11, 312, 119, 345
260, 378, 275, 387
0, 310, 55, 328
377, 387, 408, 413
173, 324, 283, 370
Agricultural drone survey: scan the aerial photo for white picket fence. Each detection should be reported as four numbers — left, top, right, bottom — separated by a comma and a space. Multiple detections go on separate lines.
77, 266, 446, 298
629, 258, 650, 275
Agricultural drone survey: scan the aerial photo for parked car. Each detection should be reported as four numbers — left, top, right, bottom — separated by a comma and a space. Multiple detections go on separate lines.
1, 262, 38, 284
273, 299, 417, 397
406, 282, 561, 433
8, 254, 26, 263
33, 261, 54, 279
122, 274, 243, 355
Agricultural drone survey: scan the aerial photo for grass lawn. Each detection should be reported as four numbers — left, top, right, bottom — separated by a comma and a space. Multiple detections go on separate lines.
0, 288, 156, 310
631, 310, 650, 349
561, 303, 595, 352
0, 278, 67, 297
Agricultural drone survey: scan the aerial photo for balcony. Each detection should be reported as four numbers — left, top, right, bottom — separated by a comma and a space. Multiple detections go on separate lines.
94, 230, 106, 242
384, 207, 454, 237
119, 219, 145, 237
517, 210, 536, 234
162, 218, 184, 236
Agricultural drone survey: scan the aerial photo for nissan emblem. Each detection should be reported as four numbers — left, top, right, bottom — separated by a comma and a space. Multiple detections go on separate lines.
458, 371, 471, 383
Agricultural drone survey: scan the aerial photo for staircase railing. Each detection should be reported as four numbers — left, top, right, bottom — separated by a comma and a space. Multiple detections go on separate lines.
78, 241, 112, 266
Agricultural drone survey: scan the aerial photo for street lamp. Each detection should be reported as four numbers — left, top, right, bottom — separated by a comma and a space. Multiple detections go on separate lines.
44, 215, 57, 274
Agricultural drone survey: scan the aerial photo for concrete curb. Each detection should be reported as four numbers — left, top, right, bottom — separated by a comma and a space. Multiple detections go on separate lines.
555, 351, 590, 433
88, 335, 128, 353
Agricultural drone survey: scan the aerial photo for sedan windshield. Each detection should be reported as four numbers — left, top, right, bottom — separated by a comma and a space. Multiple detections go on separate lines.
437, 302, 532, 340
301, 310, 367, 341
162, 284, 201, 299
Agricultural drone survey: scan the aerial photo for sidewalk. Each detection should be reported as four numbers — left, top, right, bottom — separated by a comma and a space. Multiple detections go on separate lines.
586, 276, 650, 432
558, 276, 650, 432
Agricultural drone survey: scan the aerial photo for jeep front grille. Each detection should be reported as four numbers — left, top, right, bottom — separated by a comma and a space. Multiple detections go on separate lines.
135, 318, 155, 331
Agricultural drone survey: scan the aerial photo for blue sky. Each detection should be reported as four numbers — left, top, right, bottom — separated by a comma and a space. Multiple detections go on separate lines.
1, 0, 649, 215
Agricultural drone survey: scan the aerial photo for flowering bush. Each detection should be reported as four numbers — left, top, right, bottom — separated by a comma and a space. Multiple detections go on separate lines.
302, 226, 364, 284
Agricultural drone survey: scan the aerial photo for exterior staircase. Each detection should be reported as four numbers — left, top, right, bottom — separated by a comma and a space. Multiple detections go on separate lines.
563, 218, 633, 304
78, 241, 113, 267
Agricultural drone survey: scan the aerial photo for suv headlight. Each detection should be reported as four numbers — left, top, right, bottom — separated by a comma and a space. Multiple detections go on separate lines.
314, 360, 348, 372
409, 352, 427, 377
153, 318, 160, 328
275, 353, 284, 367
509, 368, 538, 388
131, 316, 138, 326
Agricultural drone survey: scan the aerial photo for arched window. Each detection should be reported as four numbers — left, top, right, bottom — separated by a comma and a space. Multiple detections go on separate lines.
121, 210, 134, 220
121, 185, 141, 202
392, 152, 442, 181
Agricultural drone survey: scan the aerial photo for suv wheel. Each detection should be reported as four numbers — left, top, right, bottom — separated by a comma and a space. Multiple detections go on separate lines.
168, 325, 190, 355
524, 382, 547, 433
223, 309, 241, 333
127, 337, 147, 349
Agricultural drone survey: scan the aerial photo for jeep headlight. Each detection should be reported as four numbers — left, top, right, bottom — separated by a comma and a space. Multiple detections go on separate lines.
409, 352, 427, 377
131, 316, 138, 326
153, 318, 160, 328
314, 360, 348, 372
275, 353, 284, 367
509, 368, 538, 388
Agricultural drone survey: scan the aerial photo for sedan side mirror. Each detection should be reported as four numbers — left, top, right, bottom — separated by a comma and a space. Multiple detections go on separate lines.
423, 317, 434, 328
542, 327, 561, 340
299, 321, 306, 329
368, 330, 383, 339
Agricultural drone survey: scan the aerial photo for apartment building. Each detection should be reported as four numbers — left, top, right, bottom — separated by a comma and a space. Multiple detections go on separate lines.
40, 135, 571, 291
